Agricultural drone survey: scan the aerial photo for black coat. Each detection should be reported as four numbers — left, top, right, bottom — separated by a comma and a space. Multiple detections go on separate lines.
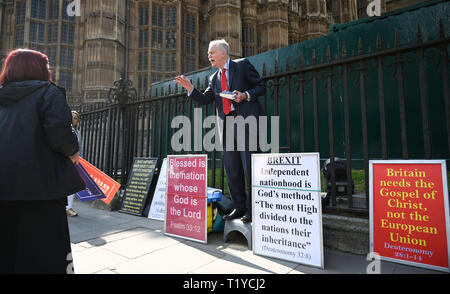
0, 80, 85, 201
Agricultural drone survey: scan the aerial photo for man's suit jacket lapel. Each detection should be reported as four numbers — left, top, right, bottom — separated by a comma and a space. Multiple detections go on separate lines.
228, 60, 237, 91
215, 59, 237, 92
212, 70, 224, 117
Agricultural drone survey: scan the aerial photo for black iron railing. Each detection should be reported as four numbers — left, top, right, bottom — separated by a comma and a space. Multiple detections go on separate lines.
78, 19, 449, 214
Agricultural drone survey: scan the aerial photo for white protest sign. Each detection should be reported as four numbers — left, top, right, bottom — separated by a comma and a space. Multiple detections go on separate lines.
252, 153, 324, 268
148, 158, 168, 220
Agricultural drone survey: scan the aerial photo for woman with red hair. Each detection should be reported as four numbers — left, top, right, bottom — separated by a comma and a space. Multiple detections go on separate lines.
0, 49, 85, 274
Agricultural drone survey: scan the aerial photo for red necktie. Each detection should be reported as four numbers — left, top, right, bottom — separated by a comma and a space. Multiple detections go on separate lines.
221, 68, 231, 115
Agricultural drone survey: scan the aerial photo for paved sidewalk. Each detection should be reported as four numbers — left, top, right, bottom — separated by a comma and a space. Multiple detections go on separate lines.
68, 200, 443, 274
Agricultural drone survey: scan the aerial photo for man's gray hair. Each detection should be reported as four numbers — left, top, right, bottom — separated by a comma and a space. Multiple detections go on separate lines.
209, 39, 229, 56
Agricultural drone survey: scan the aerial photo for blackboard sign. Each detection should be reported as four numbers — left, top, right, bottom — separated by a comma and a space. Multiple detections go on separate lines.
119, 157, 158, 216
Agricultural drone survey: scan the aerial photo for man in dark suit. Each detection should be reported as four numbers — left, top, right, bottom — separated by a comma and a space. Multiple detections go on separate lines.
174, 39, 266, 223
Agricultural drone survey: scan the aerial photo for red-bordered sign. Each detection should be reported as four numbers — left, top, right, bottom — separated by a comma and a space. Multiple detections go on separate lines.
164, 155, 208, 243
370, 160, 450, 272
79, 157, 121, 205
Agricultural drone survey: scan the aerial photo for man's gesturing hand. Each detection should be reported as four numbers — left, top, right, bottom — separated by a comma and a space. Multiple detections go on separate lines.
174, 75, 194, 93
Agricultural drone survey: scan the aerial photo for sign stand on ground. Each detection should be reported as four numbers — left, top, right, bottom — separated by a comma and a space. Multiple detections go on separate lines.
252, 153, 324, 268
119, 157, 158, 216
164, 155, 208, 244
369, 160, 450, 272
148, 158, 168, 221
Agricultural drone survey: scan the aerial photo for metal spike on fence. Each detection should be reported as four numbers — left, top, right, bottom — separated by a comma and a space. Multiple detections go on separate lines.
286, 56, 290, 72
395, 30, 400, 47
358, 38, 363, 55
262, 63, 266, 77
168, 84, 172, 95
299, 51, 303, 68
274, 59, 279, 74
439, 19, 445, 39
327, 45, 331, 62
417, 24, 422, 43
342, 43, 347, 58
376, 34, 382, 51
312, 49, 317, 65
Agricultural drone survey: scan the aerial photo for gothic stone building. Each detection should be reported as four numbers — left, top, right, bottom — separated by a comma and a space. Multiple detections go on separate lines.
0, 0, 426, 106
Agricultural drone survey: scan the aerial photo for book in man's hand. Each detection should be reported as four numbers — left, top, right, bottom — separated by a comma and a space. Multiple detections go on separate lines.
219, 91, 236, 100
